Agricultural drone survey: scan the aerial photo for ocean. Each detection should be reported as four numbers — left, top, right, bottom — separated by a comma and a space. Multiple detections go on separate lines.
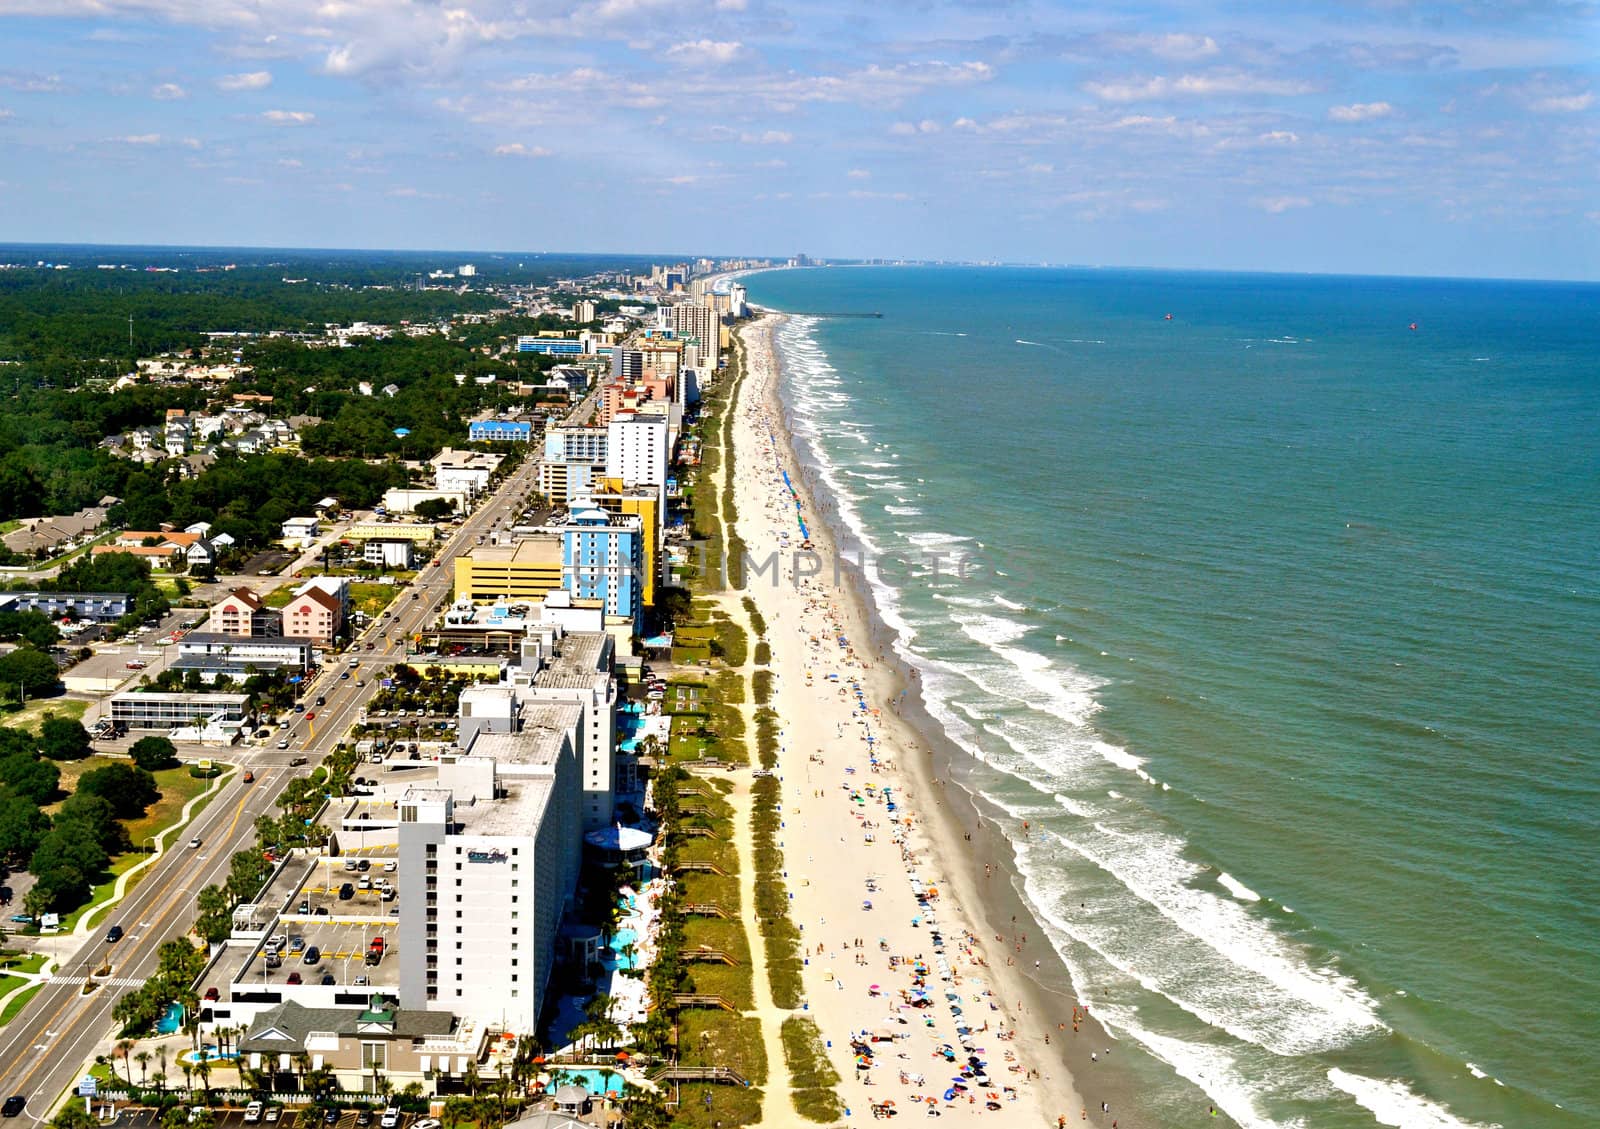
742, 266, 1600, 1129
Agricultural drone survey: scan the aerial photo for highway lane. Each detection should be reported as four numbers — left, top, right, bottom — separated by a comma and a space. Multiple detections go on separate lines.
0, 452, 546, 1118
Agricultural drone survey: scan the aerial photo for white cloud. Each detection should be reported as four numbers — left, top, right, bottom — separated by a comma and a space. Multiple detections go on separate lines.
218, 71, 272, 92
0, 71, 61, 92
1328, 101, 1393, 122
109, 133, 162, 145
0, 108, 12, 121
1086, 71, 1312, 102
665, 39, 743, 65
1110, 33, 1220, 61
890, 121, 917, 135
278, 157, 302, 167
262, 109, 314, 125
493, 142, 552, 157
754, 158, 786, 168
1531, 91, 1592, 112
180, 136, 201, 149
151, 82, 186, 100
1259, 130, 1299, 143
847, 168, 870, 179
740, 129, 791, 144
1255, 195, 1312, 213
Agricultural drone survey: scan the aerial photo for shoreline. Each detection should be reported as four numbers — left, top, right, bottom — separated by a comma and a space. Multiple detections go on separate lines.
729, 313, 1143, 1126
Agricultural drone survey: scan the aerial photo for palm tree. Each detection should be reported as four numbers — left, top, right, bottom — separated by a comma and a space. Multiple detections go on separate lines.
440, 1096, 472, 1129
152, 1072, 168, 1097
195, 1053, 212, 1101
115, 1039, 137, 1088
181, 1063, 194, 1095
135, 1052, 151, 1086
156, 1045, 170, 1093
293, 1052, 312, 1092
462, 1060, 481, 1098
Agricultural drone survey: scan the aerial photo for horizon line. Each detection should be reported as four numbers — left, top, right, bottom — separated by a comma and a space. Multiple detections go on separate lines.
0, 239, 1595, 287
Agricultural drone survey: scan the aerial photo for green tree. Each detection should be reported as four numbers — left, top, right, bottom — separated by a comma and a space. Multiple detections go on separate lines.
0, 750, 59, 804
38, 714, 92, 761
130, 735, 179, 771
413, 497, 455, 521
50, 1104, 96, 1129
29, 821, 110, 908
194, 884, 233, 945
56, 790, 130, 855
77, 762, 161, 819
0, 647, 62, 700
0, 789, 52, 865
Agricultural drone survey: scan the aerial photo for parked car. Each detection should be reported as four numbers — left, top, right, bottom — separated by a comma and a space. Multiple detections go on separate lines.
245, 1103, 264, 1123
380, 1107, 400, 1129
203, 987, 220, 1002
304, 945, 321, 965
286, 971, 303, 985
338, 883, 355, 900
264, 1108, 282, 1124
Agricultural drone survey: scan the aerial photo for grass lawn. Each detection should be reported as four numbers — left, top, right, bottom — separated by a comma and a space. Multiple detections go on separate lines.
0, 953, 48, 975
0, 698, 89, 731
669, 1083, 762, 1129
678, 1011, 768, 1086
0, 974, 23, 996
0, 984, 41, 1026
678, 873, 740, 912
683, 961, 755, 1011
262, 586, 295, 609
348, 583, 403, 616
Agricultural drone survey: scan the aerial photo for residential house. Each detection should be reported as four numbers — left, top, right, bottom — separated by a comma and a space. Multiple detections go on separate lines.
281, 517, 321, 548
94, 530, 214, 571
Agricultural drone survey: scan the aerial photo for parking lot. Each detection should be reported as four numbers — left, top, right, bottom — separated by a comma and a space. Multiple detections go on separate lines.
234, 916, 401, 991
109, 1106, 436, 1129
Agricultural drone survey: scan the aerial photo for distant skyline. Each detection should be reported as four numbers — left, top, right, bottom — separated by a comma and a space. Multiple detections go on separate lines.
0, 1, 1595, 281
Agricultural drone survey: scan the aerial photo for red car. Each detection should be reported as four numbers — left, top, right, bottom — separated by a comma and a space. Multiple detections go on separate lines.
203, 987, 220, 1002
304, 712, 316, 720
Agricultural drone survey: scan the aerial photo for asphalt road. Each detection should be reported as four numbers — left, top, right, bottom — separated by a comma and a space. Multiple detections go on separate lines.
0, 453, 545, 1120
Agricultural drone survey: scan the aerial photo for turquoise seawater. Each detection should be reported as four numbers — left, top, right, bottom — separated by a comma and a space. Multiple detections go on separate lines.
743, 267, 1600, 1129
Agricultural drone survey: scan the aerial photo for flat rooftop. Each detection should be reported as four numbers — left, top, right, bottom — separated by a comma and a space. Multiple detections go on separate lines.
452, 775, 557, 837
466, 537, 560, 564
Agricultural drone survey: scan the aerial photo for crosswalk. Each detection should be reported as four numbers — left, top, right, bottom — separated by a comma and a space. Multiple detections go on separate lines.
47, 975, 148, 987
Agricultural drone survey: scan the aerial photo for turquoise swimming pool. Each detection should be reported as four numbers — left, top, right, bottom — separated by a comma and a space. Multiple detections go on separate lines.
155, 1002, 184, 1034
555, 1068, 624, 1095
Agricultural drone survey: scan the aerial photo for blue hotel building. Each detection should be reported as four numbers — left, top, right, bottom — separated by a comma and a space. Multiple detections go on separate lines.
560, 506, 643, 630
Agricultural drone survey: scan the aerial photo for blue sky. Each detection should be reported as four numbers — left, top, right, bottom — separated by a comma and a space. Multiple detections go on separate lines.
0, 0, 1595, 279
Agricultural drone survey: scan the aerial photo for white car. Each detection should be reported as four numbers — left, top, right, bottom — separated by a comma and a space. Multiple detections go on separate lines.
244, 1103, 264, 1124
412, 1120, 440, 1129
380, 1108, 400, 1128
188, 837, 202, 850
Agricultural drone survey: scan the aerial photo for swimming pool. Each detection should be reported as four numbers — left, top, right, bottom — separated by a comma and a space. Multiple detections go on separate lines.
155, 1002, 184, 1035
554, 1068, 624, 1095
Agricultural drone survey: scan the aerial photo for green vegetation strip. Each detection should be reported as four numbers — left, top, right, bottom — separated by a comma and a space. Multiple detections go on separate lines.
751, 774, 804, 1008
781, 1015, 846, 1122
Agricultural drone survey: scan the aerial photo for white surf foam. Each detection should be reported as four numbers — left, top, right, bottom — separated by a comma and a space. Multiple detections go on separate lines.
885, 505, 923, 515
1218, 872, 1262, 902
1327, 1069, 1499, 1129
993, 594, 1027, 611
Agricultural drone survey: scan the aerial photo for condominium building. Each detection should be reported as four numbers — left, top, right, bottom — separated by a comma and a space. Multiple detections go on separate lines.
605, 415, 669, 498
561, 507, 643, 629
660, 302, 720, 371
396, 702, 583, 1034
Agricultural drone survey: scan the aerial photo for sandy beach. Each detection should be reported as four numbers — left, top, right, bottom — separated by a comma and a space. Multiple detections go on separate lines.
726, 314, 1130, 1127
